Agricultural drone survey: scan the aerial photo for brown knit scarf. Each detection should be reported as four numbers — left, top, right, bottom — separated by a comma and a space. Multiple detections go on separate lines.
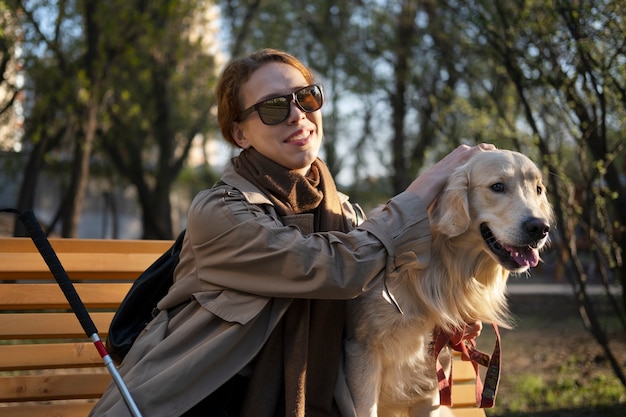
234, 148, 350, 417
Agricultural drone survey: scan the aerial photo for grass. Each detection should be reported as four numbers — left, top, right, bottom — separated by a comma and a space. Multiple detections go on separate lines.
490, 366, 625, 414
479, 291, 626, 417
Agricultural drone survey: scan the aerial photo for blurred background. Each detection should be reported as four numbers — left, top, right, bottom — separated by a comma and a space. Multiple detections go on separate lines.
0, 0, 624, 415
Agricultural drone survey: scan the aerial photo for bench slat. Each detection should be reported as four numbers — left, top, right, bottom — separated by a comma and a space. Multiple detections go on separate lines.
0, 373, 111, 402
0, 400, 486, 417
0, 237, 172, 280
0, 253, 164, 280
450, 357, 478, 382
0, 237, 173, 253
451, 383, 481, 408
0, 343, 103, 371
0, 401, 96, 417
0, 312, 114, 339
451, 408, 487, 417
0, 283, 132, 309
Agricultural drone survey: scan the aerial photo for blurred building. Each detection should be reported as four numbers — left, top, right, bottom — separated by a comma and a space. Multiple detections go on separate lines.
0, 8, 24, 152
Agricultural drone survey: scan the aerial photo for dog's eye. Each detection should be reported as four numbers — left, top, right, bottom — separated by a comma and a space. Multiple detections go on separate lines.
491, 183, 505, 193
537, 186, 543, 195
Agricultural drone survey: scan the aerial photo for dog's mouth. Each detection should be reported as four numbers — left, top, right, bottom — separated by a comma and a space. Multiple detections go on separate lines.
480, 223, 540, 271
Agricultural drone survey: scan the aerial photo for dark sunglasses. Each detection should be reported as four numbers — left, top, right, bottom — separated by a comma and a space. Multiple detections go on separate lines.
237, 84, 324, 125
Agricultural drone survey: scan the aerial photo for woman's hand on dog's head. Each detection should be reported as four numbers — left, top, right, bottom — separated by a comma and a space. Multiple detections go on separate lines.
406, 143, 496, 207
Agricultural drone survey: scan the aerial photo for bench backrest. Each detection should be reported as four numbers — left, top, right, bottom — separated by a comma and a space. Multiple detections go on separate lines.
0, 237, 173, 417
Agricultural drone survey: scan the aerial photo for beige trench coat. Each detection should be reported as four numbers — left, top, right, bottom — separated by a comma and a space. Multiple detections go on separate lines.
88, 163, 432, 417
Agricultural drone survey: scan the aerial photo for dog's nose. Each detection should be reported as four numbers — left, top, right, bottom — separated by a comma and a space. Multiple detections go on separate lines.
524, 217, 550, 240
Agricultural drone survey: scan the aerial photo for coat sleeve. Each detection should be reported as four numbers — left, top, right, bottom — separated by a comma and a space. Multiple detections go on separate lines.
177, 186, 431, 300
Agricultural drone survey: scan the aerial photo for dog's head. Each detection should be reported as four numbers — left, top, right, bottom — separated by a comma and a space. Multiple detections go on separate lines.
430, 149, 554, 274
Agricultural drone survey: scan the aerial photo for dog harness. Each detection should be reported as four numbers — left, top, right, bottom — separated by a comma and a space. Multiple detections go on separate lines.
433, 324, 501, 408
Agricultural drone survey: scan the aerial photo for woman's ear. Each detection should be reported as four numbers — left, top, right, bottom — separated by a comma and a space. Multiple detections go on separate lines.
430, 167, 470, 237
232, 123, 251, 149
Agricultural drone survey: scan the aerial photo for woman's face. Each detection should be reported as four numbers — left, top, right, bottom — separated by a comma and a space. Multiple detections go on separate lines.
232, 62, 323, 176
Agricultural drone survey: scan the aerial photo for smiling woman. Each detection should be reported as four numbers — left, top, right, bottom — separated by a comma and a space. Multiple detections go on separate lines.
228, 60, 325, 176
87, 48, 494, 417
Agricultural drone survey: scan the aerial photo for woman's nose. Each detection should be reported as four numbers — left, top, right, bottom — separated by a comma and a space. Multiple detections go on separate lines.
287, 100, 306, 122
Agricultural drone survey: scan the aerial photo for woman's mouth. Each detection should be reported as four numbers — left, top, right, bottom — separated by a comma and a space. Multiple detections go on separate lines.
285, 130, 312, 145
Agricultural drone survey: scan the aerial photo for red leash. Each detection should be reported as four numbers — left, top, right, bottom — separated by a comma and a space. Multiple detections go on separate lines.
434, 323, 501, 408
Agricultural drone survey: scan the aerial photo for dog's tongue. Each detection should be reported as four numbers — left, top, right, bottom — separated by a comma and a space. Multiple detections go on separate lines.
504, 244, 539, 267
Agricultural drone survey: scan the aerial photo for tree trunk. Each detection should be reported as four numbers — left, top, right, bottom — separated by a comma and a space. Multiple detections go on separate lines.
14, 135, 49, 236
390, 0, 418, 195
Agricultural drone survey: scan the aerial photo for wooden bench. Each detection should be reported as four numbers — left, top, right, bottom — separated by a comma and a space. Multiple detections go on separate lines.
0, 237, 486, 417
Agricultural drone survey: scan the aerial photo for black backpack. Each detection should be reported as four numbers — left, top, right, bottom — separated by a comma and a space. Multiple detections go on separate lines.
106, 229, 186, 364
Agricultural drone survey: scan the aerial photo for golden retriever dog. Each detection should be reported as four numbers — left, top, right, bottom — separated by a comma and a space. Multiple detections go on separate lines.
346, 149, 553, 417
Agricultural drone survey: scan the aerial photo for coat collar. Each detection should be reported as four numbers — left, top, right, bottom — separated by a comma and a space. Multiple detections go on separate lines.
221, 163, 273, 205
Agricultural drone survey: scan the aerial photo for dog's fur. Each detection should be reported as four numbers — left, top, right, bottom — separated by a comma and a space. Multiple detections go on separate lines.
346, 150, 554, 417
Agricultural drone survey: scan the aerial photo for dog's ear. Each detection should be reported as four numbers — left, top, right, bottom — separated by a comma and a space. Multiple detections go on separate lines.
430, 167, 470, 237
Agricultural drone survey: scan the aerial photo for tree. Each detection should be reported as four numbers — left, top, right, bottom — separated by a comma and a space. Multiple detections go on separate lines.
8, 0, 219, 239
97, 0, 219, 239
6, 0, 91, 237
453, 0, 626, 387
